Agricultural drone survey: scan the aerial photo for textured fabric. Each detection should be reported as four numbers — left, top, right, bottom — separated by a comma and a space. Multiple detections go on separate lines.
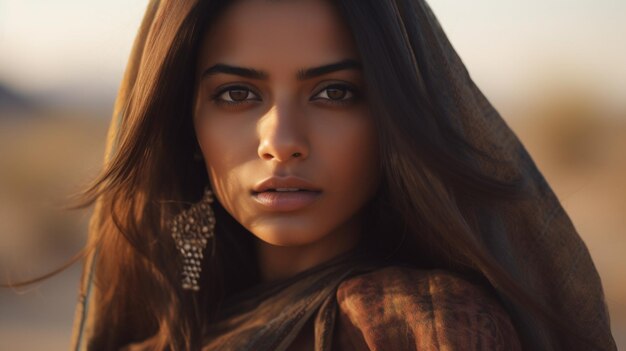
202, 262, 524, 351
120, 252, 521, 351
70, 0, 617, 350
333, 266, 522, 351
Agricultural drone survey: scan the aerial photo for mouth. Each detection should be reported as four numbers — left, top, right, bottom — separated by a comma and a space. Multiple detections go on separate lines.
251, 189, 322, 211
251, 176, 323, 210
251, 188, 321, 194
252, 176, 323, 194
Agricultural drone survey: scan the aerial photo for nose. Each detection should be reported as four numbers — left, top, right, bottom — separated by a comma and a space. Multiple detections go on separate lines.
257, 103, 309, 163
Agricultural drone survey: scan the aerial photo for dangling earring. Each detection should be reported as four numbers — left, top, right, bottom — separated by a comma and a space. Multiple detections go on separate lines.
168, 187, 216, 291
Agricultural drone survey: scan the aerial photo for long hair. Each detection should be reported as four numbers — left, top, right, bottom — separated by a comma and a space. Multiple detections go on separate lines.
23, 0, 598, 349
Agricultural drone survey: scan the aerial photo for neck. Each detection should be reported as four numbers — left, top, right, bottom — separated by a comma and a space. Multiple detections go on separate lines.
255, 216, 363, 283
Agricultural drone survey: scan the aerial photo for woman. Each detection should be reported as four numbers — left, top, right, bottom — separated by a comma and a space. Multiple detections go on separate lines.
67, 0, 616, 350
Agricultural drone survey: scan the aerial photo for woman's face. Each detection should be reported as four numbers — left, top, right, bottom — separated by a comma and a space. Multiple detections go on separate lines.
193, 0, 380, 248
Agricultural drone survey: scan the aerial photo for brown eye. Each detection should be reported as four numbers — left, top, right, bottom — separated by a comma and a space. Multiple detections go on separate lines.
312, 84, 356, 103
326, 87, 347, 100
212, 85, 261, 105
228, 89, 249, 101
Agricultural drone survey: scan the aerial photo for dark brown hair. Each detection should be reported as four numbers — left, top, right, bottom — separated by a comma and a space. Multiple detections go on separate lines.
4, 0, 598, 350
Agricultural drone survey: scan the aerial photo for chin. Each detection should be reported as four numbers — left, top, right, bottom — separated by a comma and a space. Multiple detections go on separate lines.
252, 227, 327, 248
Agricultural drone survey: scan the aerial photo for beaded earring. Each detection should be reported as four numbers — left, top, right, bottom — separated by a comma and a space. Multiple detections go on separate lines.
168, 187, 216, 291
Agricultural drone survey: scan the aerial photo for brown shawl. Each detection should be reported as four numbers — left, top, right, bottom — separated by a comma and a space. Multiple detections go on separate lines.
120, 247, 522, 351
70, 0, 616, 350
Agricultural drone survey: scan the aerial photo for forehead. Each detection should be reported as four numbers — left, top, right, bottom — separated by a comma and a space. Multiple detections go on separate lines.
197, 0, 359, 72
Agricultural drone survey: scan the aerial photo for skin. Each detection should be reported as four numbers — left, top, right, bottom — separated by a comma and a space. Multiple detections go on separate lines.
193, 0, 381, 283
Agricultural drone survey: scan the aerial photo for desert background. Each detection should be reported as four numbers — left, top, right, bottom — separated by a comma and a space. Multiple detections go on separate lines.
1, 0, 625, 349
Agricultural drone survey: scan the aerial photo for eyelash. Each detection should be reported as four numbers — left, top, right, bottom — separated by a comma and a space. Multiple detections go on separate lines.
210, 83, 359, 107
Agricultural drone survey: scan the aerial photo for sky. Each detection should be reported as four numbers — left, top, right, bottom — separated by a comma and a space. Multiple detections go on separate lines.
1, 0, 625, 108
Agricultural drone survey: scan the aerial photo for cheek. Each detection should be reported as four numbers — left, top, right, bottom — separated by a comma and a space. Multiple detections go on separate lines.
193, 115, 255, 216
318, 115, 380, 191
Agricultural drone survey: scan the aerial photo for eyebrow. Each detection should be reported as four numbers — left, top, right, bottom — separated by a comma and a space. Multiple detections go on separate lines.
200, 59, 362, 81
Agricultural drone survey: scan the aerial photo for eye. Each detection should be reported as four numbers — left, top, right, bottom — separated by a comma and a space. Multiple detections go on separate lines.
212, 85, 261, 106
311, 83, 358, 104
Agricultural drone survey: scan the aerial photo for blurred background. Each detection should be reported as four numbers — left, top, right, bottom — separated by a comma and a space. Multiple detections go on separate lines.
1, 0, 624, 349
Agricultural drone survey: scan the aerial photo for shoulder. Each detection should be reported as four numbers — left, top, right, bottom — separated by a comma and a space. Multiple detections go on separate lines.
337, 265, 501, 308
333, 265, 522, 351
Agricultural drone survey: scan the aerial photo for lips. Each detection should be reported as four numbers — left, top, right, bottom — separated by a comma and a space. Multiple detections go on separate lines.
252, 176, 322, 194
251, 175, 322, 211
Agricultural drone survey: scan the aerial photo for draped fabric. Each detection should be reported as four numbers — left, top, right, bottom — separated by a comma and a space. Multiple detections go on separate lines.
70, 0, 617, 350
332, 265, 522, 350
119, 247, 522, 351
198, 248, 384, 351
405, 2, 616, 350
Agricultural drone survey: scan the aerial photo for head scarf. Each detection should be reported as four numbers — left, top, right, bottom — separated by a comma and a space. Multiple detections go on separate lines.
70, 0, 616, 350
